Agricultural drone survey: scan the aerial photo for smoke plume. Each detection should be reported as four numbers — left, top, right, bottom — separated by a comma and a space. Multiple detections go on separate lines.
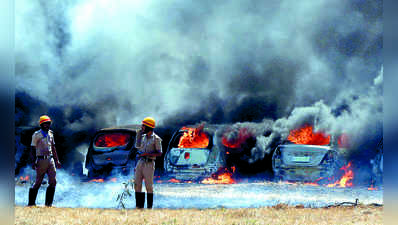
15, 0, 382, 178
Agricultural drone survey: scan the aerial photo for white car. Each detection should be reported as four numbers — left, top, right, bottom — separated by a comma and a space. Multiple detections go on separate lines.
163, 125, 226, 180
272, 143, 341, 182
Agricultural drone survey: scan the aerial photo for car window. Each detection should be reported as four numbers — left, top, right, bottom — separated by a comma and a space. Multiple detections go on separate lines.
94, 132, 131, 148
171, 131, 211, 149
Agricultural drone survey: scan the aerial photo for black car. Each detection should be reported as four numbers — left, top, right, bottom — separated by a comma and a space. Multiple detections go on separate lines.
85, 125, 141, 177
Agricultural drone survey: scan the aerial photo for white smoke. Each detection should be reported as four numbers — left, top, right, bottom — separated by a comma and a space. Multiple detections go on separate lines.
15, 171, 383, 208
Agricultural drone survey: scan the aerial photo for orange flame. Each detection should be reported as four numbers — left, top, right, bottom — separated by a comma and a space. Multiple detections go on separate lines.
110, 178, 117, 182
222, 128, 253, 148
19, 176, 30, 181
168, 178, 181, 183
165, 178, 194, 184
287, 125, 330, 145
327, 162, 354, 187
88, 178, 105, 183
368, 184, 377, 191
95, 133, 130, 148
283, 163, 355, 188
201, 167, 236, 184
178, 126, 209, 148
368, 184, 378, 191
303, 177, 324, 186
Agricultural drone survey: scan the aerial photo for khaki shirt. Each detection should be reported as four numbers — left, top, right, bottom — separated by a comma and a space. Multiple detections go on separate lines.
135, 131, 162, 160
31, 129, 55, 157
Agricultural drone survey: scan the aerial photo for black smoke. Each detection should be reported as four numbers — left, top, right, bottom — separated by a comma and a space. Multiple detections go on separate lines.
15, 0, 383, 184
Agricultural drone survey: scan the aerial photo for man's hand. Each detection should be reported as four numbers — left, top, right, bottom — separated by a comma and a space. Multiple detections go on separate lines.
141, 151, 162, 157
56, 161, 62, 169
32, 163, 37, 170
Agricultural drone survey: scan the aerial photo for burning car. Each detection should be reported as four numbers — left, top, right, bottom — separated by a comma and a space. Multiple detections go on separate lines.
85, 125, 141, 177
163, 124, 226, 180
272, 125, 342, 182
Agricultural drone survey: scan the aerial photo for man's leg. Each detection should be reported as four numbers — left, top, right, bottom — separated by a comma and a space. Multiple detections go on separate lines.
134, 161, 145, 208
45, 159, 57, 206
143, 162, 155, 208
28, 160, 46, 206
28, 188, 39, 206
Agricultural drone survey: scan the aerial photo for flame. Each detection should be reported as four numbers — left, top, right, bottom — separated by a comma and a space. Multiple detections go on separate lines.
88, 178, 105, 183
110, 178, 117, 182
283, 163, 355, 188
287, 125, 330, 145
303, 177, 324, 186
201, 167, 236, 184
19, 176, 30, 181
178, 126, 209, 148
168, 178, 181, 183
165, 178, 194, 184
95, 133, 130, 148
327, 162, 354, 187
222, 128, 253, 148
368, 185, 378, 191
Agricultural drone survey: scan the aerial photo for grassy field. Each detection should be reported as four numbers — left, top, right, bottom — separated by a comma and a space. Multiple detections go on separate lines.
15, 204, 382, 225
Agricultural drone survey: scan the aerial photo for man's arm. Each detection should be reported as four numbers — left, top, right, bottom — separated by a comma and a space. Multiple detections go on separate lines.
135, 130, 144, 149
140, 151, 162, 157
51, 145, 61, 168
30, 146, 37, 169
30, 133, 37, 169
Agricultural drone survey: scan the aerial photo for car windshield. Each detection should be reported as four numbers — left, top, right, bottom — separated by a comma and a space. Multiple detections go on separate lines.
175, 130, 210, 149
94, 132, 131, 148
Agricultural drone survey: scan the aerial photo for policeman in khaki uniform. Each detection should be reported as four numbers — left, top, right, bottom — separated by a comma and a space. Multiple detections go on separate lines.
134, 117, 162, 209
28, 115, 61, 207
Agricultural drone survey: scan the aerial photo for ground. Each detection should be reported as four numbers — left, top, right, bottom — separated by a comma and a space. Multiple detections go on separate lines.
15, 205, 382, 225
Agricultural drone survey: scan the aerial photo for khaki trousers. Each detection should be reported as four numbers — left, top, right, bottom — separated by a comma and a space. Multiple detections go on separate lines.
33, 158, 57, 189
134, 160, 155, 193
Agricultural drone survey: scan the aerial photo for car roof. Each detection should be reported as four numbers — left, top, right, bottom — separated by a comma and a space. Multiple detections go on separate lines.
178, 124, 224, 133
98, 124, 141, 132
278, 144, 332, 150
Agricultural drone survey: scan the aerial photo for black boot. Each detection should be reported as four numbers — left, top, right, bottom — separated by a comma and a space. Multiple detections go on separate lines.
28, 188, 39, 206
147, 193, 153, 209
135, 192, 145, 209
45, 186, 56, 207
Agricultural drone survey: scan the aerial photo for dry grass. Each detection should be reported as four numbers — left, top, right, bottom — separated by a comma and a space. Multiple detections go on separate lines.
15, 205, 383, 225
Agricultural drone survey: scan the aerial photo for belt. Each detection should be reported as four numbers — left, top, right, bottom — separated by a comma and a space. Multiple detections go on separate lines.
140, 157, 154, 162
37, 155, 52, 159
